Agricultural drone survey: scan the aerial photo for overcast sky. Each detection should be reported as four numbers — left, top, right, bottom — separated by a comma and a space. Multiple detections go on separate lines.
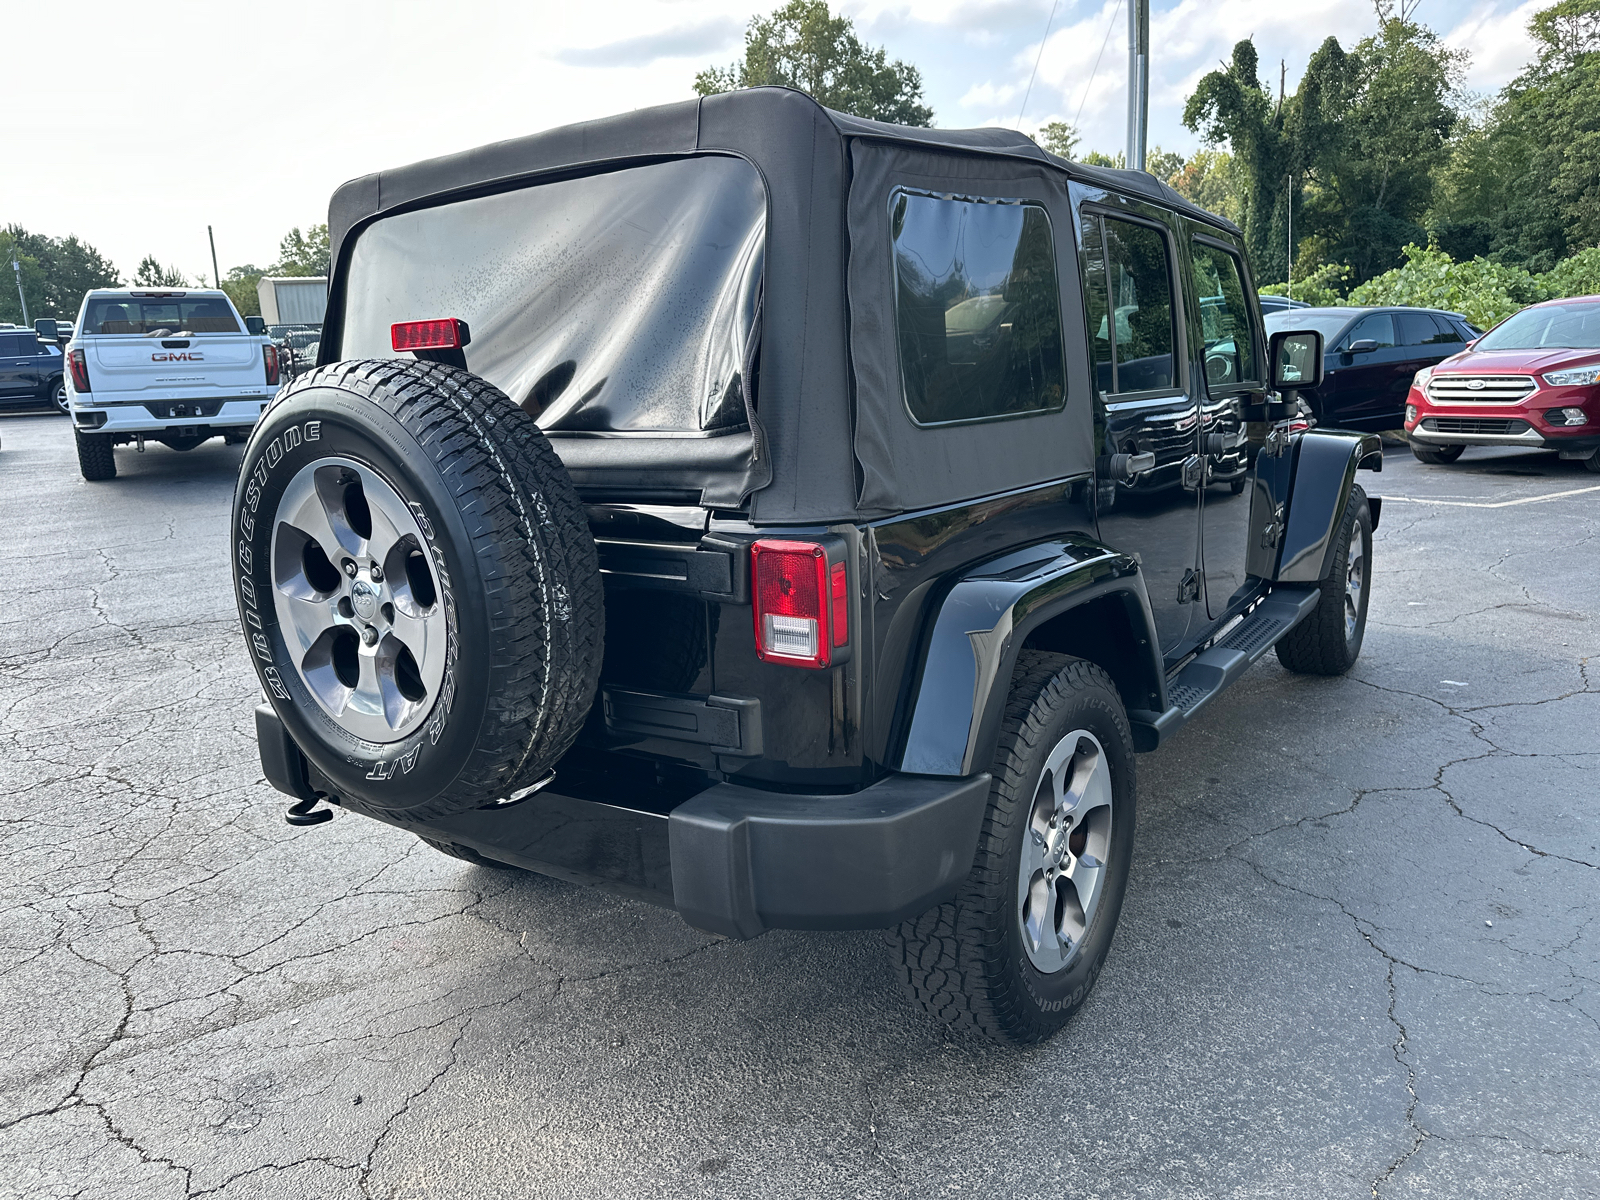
2, 0, 1543, 285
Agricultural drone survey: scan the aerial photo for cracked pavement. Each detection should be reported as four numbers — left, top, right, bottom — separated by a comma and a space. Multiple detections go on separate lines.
1, 414, 1596, 1199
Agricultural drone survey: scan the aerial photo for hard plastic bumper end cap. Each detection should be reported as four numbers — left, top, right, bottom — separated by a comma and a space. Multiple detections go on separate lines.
667, 773, 992, 940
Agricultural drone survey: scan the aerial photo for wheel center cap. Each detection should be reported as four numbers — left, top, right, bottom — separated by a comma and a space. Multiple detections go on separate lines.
351, 580, 378, 621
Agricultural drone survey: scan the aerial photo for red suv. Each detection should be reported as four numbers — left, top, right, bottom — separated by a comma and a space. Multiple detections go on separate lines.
1404, 295, 1600, 471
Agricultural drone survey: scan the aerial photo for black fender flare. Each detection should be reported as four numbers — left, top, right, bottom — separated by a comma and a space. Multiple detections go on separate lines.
1276, 429, 1382, 583
892, 536, 1160, 778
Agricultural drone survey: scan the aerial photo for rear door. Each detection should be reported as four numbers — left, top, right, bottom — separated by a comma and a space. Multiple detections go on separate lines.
1076, 194, 1201, 659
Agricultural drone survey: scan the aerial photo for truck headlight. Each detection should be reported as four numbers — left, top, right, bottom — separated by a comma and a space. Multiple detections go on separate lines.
1542, 366, 1600, 386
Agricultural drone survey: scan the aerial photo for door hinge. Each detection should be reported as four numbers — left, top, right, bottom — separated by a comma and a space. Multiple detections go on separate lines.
1259, 503, 1286, 549
1177, 567, 1203, 605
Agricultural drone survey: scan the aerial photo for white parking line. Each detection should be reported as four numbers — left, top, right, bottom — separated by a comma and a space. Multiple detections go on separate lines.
1382, 484, 1600, 509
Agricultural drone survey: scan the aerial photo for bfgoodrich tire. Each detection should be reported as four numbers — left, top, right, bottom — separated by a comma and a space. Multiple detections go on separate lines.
1275, 484, 1371, 676
74, 429, 116, 480
889, 653, 1137, 1045
232, 359, 603, 820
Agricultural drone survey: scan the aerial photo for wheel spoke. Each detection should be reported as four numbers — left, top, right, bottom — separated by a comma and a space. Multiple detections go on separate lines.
279, 591, 339, 657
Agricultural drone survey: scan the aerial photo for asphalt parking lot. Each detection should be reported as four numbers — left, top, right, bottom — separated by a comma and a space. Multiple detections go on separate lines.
1, 412, 1596, 1200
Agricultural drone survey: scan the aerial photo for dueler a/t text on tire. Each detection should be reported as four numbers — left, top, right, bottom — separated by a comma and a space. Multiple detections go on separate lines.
889, 653, 1137, 1045
231, 359, 603, 821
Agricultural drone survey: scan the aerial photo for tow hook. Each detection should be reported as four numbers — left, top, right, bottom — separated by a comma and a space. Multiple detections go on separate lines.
285, 796, 335, 827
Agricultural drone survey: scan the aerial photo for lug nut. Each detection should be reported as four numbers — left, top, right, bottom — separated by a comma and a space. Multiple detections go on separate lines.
369, 564, 383, 583
342, 559, 358, 578
361, 625, 378, 646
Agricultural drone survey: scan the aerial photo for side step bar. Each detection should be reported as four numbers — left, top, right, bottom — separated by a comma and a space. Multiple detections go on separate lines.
1127, 586, 1321, 751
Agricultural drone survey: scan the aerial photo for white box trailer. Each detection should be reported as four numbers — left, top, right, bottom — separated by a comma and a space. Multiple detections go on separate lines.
256, 276, 328, 325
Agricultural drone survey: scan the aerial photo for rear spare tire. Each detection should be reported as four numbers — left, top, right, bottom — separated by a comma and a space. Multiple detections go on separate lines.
231, 359, 603, 820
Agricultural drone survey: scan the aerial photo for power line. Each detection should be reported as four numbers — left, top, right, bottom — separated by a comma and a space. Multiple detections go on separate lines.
1016, 0, 1061, 127
1074, 0, 1125, 133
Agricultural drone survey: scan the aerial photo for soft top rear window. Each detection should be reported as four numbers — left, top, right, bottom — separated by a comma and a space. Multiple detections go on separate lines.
83, 295, 240, 335
339, 156, 766, 436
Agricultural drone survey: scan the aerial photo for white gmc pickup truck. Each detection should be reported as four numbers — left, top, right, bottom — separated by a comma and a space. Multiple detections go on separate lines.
58, 289, 281, 480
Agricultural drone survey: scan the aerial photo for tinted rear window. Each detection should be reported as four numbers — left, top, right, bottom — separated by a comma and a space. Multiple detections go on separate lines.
339, 156, 766, 435
891, 191, 1066, 425
83, 296, 240, 335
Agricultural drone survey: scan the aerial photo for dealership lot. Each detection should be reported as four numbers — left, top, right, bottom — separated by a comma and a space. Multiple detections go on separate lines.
1, 413, 1595, 1199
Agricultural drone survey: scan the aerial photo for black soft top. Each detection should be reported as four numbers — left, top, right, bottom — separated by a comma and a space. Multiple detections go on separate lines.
324, 88, 1239, 522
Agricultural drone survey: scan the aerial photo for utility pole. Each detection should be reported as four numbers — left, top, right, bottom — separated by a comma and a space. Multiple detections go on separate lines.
10, 251, 29, 326
1125, 0, 1149, 171
208, 225, 221, 290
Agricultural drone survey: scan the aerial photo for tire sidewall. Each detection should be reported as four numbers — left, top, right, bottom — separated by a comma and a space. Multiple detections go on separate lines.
1000, 674, 1137, 1022
233, 383, 492, 813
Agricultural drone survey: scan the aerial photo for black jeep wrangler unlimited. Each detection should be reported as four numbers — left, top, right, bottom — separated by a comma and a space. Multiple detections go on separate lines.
235, 88, 1379, 1045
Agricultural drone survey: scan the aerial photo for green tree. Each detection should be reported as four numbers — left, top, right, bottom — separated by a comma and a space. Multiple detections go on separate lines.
273, 225, 330, 277
1035, 121, 1080, 158
696, 1, 933, 126
1, 226, 120, 323
221, 263, 267, 317
1347, 242, 1550, 327
1167, 149, 1243, 226
1183, 40, 1290, 279
133, 256, 189, 288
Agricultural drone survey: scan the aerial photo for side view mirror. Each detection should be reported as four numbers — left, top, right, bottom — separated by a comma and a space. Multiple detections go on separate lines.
1345, 338, 1378, 355
33, 318, 59, 344
244, 315, 266, 336
1269, 329, 1325, 391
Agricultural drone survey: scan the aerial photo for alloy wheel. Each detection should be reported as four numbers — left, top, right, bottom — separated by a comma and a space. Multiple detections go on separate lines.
1017, 728, 1115, 974
270, 457, 448, 743
1344, 534, 1365, 642
53, 381, 69, 414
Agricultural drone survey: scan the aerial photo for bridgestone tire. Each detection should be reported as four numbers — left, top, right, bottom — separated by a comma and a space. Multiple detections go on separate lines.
1275, 484, 1370, 676
232, 359, 603, 820
75, 429, 116, 481
888, 653, 1137, 1046
1411, 444, 1464, 464
420, 836, 519, 870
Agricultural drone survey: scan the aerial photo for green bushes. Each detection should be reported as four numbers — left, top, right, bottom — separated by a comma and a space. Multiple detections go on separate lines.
1261, 243, 1600, 329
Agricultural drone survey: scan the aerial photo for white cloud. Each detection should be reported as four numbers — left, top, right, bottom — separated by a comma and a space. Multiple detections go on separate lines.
0, 0, 1554, 285
1443, 0, 1542, 90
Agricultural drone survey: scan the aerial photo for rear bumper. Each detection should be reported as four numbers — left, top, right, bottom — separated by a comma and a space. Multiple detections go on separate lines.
71, 397, 269, 434
255, 704, 989, 939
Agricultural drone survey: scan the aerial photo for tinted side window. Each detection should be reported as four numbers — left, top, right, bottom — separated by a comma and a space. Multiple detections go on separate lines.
1345, 314, 1395, 349
0, 335, 20, 356
892, 191, 1067, 425
1079, 215, 1177, 394
1189, 241, 1258, 385
1396, 311, 1440, 347
1427, 315, 1464, 344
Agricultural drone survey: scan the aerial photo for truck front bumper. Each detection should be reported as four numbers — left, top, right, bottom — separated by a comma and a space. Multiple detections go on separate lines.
256, 704, 990, 939
71, 397, 270, 436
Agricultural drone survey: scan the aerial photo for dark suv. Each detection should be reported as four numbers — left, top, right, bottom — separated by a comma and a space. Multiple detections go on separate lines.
237, 88, 1380, 1045
0, 325, 67, 412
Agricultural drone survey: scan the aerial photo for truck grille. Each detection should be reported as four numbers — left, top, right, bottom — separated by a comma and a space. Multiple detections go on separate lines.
1425, 375, 1535, 404
1421, 417, 1530, 436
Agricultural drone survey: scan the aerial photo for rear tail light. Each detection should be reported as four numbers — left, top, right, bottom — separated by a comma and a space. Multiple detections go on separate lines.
68, 348, 90, 392
263, 344, 280, 385
751, 539, 849, 668
391, 318, 469, 352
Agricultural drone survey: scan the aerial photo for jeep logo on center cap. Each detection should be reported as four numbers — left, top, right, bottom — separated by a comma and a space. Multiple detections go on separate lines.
351, 581, 378, 621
